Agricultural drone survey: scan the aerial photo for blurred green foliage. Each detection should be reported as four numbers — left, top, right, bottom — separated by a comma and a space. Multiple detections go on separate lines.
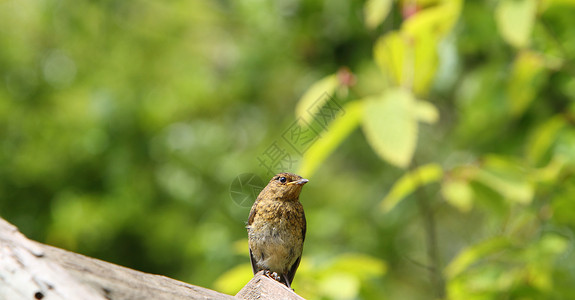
1, 0, 575, 299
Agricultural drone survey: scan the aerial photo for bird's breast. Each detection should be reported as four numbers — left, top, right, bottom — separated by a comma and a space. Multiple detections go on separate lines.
249, 204, 304, 245
248, 200, 305, 272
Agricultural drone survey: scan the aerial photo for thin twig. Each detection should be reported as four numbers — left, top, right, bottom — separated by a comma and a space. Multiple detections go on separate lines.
411, 159, 446, 298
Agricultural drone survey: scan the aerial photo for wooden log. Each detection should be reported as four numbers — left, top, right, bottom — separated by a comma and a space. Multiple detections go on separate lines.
236, 271, 305, 300
0, 217, 305, 300
0, 216, 235, 299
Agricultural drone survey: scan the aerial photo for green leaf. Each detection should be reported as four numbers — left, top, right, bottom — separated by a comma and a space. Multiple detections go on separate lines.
531, 156, 566, 183
527, 115, 565, 165
381, 163, 443, 212
538, 233, 572, 257
362, 88, 418, 168
213, 263, 254, 295
374, 31, 405, 88
508, 51, 546, 116
552, 186, 575, 226
374, 30, 438, 96
326, 253, 387, 279
415, 100, 439, 124
441, 179, 473, 212
554, 128, 575, 165
412, 33, 439, 96
402, 1, 461, 95
298, 101, 363, 177
496, 0, 537, 48
319, 254, 386, 300
319, 273, 360, 300
232, 238, 250, 256
296, 74, 339, 126
373, 0, 462, 96
364, 0, 392, 29
445, 237, 512, 279
402, 0, 461, 40
474, 155, 534, 204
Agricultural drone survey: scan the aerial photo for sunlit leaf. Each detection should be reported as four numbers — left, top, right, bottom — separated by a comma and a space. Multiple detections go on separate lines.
381, 163, 443, 212
326, 253, 387, 279
402, 0, 461, 40
527, 115, 565, 165
319, 256, 381, 299
441, 179, 473, 212
296, 254, 384, 299
526, 265, 553, 291
364, 0, 393, 29
213, 263, 254, 295
232, 239, 249, 256
402, 1, 461, 95
496, 0, 537, 48
415, 100, 439, 123
412, 34, 439, 96
508, 51, 546, 116
447, 264, 515, 298
538, 233, 568, 256
523, 234, 568, 290
445, 237, 512, 279
473, 155, 534, 204
319, 273, 360, 299
296, 74, 339, 126
298, 101, 363, 177
374, 30, 438, 96
374, 31, 405, 88
552, 187, 575, 226
373, 0, 461, 96
362, 88, 418, 168
531, 156, 566, 183
554, 128, 575, 165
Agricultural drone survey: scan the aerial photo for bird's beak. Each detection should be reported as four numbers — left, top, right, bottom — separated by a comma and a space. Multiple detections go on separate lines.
289, 178, 309, 185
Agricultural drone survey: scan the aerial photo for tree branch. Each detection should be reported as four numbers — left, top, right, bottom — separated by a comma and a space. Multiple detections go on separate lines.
0, 217, 305, 300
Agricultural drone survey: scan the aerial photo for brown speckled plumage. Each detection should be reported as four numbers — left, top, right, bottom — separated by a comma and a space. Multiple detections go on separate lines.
246, 173, 308, 289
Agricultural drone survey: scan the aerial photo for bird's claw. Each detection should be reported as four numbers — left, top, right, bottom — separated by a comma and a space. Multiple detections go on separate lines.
263, 270, 282, 282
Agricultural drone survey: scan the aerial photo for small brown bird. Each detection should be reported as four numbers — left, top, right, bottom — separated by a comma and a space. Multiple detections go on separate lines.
247, 172, 308, 289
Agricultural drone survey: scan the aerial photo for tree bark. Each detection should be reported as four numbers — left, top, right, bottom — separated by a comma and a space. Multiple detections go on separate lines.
236, 271, 305, 300
0, 217, 304, 300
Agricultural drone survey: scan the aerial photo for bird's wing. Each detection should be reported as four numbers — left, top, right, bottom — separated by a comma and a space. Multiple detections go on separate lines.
249, 248, 258, 275
247, 200, 258, 226
285, 255, 301, 286
286, 208, 306, 286
302, 209, 306, 242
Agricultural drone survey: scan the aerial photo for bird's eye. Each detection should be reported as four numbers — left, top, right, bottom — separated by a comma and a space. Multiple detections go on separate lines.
279, 177, 287, 183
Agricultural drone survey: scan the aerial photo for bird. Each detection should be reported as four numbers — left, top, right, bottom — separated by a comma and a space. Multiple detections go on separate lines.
246, 172, 308, 289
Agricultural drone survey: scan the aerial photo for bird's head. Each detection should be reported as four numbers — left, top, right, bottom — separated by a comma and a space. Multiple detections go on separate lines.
261, 172, 309, 201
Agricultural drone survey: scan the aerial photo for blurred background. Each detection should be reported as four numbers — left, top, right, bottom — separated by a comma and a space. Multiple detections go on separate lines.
2, 0, 575, 299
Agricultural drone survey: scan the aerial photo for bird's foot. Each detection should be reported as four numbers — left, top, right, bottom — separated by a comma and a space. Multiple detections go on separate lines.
270, 272, 281, 281
263, 270, 293, 290
263, 270, 282, 282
